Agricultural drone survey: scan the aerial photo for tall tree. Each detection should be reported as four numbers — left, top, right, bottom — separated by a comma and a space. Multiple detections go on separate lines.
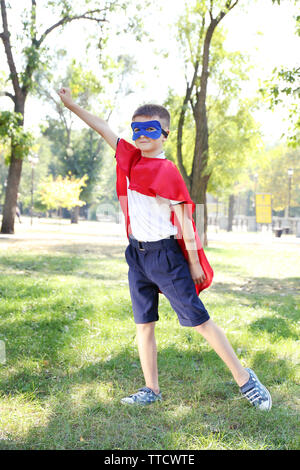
0, 140, 8, 204
175, 0, 239, 245
38, 60, 104, 222
165, 91, 262, 229
39, 55, 135, 222
44, 119, 105, 221
0, 0, 139, 233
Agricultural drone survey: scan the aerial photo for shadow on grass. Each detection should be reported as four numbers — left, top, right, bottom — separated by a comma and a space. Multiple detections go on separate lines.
45, 243, 127, 258
212, 278, 299, 312
0, 253, 88, 274
0, 292, 134, 364
211, 278, 299, 343
0, 250, 127, 281
212, 277, 300, 296
0, 344, 297, 450
0, 271, 298, 366
249, 316, 299, 341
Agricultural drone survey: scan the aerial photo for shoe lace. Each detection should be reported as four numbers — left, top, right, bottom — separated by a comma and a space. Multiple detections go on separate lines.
129, 388, 150, 400
243, 386, 263, 404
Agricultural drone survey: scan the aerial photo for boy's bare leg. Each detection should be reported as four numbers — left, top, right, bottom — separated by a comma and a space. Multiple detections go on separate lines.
136, 322, 160, 395
194, 319, 250, 387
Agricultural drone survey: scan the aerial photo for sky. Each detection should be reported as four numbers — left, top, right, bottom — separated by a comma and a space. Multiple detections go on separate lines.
0, 0, 299, 145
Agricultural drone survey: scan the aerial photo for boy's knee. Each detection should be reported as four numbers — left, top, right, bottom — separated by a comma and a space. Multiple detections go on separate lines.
193, 319, 211, 333
136, 321, 156, 333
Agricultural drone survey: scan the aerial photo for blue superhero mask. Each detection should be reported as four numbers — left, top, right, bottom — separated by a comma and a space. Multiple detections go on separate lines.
131, 120, 168, 141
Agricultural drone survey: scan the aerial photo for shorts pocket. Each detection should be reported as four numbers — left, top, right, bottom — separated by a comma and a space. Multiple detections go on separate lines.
125, 244, 130, 263
125, 244, 137, 269
165, 247, 186, 271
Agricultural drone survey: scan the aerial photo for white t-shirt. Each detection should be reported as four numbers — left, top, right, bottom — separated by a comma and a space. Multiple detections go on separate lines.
127, 151, 182, 242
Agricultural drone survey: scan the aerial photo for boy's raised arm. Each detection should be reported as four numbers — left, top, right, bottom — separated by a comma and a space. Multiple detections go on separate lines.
58, 87, 119, 151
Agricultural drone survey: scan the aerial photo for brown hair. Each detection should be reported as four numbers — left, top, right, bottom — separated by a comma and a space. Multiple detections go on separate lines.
132, 104, 170, 129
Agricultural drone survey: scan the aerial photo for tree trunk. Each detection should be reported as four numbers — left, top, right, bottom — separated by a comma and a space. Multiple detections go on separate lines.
189, 21, 217, 246
71, 205, 80, 224
227, 194, 235, 231
0, 0, 115, 234
191, 174, 210, 246
175, 3, 239, 246
1, 95, 25, 234
1, 153, 23, 233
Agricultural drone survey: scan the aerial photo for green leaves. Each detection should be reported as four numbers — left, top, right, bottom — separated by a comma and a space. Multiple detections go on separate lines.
0, 112, 34, 163
260, 65, 300, 146
38, 174, 88, 211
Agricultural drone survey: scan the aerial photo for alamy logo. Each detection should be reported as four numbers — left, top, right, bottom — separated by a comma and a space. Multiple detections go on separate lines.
0, 340, 6, 364
96, 199, 205, 245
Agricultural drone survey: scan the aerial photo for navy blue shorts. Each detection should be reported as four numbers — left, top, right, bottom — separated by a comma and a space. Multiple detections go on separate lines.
125, 236, 210, 327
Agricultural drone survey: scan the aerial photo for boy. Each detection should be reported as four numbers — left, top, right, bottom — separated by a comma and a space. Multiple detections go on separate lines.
58, 87, 272, 411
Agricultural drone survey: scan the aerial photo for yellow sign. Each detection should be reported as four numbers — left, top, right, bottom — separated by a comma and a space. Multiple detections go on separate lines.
255, 193, 272, 224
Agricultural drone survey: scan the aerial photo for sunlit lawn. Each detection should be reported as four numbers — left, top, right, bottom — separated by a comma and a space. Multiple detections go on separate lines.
0, 219, 299, 450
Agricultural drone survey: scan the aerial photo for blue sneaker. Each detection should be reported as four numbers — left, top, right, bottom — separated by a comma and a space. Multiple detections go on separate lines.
240, 368, 272, 411
121, 387, 162, 405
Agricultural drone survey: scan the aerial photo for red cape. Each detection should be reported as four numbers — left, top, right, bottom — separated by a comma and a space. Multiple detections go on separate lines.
115, 138, 213, 294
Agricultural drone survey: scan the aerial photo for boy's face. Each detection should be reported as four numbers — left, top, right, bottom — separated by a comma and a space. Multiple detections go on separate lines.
131, 115, 169, 156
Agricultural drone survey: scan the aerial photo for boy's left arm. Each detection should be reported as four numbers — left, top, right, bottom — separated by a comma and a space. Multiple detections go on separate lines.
173, 203, 206, 285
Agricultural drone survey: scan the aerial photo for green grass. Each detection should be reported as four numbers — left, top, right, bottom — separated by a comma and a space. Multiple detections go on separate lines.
0, 223, 299, 450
